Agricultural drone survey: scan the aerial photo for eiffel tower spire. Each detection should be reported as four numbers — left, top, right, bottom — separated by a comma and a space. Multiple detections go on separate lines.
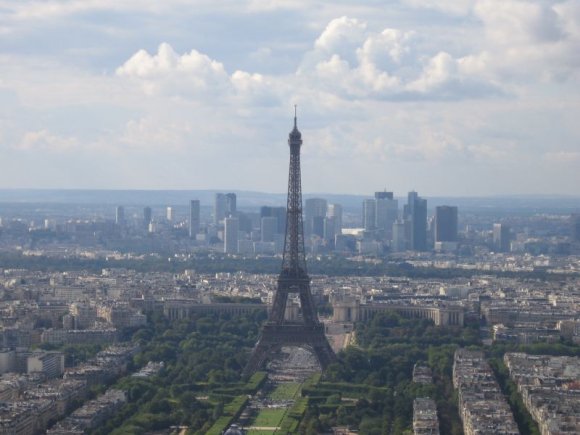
243, 110, 336, 376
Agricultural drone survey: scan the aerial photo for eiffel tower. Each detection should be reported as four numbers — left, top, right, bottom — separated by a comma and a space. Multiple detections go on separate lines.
243, 109, 336, 376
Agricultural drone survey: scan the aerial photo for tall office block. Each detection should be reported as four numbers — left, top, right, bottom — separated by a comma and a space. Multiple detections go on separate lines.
375, 191, 394, 200
435, 206, 458, 242
260, 206, 286, 234
323, 217, 336, 242
392, 220, 406, 252
224, 217, 239, 254
312, 216, 325, 238
225, 193, 237, 216
214, 193, 227, 224
327, 203, 343, 235
115, 206, 125, 225
189, 200, 200, 238
362, 199, 376, 231
305, 198, 327, 236
261, 216, 277, 242
143, 207, 152, 229
166, 207, 173, 222
376, 195, 398, 238
493, 223, 511, 252
405, 191, 427, 251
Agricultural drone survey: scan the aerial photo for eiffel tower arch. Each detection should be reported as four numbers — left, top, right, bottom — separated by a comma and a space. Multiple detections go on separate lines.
243, 109, 336, 377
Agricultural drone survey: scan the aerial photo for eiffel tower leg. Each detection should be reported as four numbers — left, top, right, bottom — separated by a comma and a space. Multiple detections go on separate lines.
243, 339, 274, 378
311, 340, 337, 369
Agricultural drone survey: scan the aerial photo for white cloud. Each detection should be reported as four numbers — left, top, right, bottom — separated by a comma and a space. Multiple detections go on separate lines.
116, 43, 230, 97
16, 130, 79, 152
403, 0, 475, 16
471, 0, 580, 80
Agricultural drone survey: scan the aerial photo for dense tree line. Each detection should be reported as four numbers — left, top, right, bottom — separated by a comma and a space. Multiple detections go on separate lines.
0, 251, 574, 281
91, 310, 266, 435
299, 311, 477, 434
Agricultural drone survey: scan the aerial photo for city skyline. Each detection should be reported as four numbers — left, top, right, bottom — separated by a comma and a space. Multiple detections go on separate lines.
0, 1, 579, 195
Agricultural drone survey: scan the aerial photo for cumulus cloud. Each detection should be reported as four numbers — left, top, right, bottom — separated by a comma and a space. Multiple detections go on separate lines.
116, 43, 230, 97
470, 0, 580, 80
16, 130, 79, 152
116, 43, 283, 105
300, 16, 501, 100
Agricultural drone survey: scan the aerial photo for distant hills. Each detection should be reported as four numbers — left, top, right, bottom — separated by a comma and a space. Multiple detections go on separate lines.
0, 189, 579, 214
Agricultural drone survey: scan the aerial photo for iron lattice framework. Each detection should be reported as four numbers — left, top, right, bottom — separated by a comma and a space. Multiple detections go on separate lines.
243, 112, 336, 376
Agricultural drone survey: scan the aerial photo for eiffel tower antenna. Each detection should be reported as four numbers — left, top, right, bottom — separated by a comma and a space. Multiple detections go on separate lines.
243, 109, 336, 376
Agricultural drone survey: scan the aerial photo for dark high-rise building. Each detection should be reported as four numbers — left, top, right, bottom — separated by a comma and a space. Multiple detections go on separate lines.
305, 198, 327, 236
362, 199, 376, 231
224, 217, 238, 254
312, 216, 324, 238
405, 191, 427, 251
260, 206, 287, 234
375, 191, 394, 200
189, 200, 200, 238
115, 206, 125, 225
493, 223, 511, 252
261, 217, 277, 242
435, 206, 458, 242
214, 193, 226, 224
225, 193, 237, 216
572, 214, 580, 242
375, 194, 398, 240
143, 207, 152, 229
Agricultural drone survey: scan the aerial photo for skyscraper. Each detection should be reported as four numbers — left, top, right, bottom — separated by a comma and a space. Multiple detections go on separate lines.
375, 191, 394, 200
326, 203, 343, 235
189, 200, 200, 238
224, 217, 239, 254
225, 193, 237, 216
435, 206, 458, 242
493, 223, 511, 252
115, 206, 125, 225
261, 216, 277, 242
214, 193, 227, 224
362, 199, 376, 231
392, 220, 406, 252
260, 206, 286, 234
143, 207, 152, 229
166, 207, 173, 221
405, 191, 427, 251
305, 198, 327, 236
375, 192, 398, 239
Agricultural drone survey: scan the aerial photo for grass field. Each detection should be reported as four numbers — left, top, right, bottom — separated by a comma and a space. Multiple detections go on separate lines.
252, 408, 286, 428
269, 382, 301, 400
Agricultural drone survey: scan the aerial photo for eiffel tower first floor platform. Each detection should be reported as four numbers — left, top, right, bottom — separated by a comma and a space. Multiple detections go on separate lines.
243, 321, 337, 377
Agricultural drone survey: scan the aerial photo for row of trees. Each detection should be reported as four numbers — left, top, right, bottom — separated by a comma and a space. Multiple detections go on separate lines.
298, 311, 477, 434
91, 310, 266, 435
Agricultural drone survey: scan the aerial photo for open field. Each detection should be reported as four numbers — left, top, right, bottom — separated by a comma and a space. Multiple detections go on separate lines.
269, 382, 301, 400
252, 408, 286, 428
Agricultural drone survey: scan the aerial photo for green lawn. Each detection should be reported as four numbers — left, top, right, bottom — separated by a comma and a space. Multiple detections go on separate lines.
252, 408, 287, 427
269, 382, 301, 400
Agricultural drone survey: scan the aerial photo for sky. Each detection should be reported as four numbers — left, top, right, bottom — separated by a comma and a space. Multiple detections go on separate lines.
0, 0, 579, 196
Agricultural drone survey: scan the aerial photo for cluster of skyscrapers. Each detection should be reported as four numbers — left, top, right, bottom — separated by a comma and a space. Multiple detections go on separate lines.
359, 191, 458, 253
